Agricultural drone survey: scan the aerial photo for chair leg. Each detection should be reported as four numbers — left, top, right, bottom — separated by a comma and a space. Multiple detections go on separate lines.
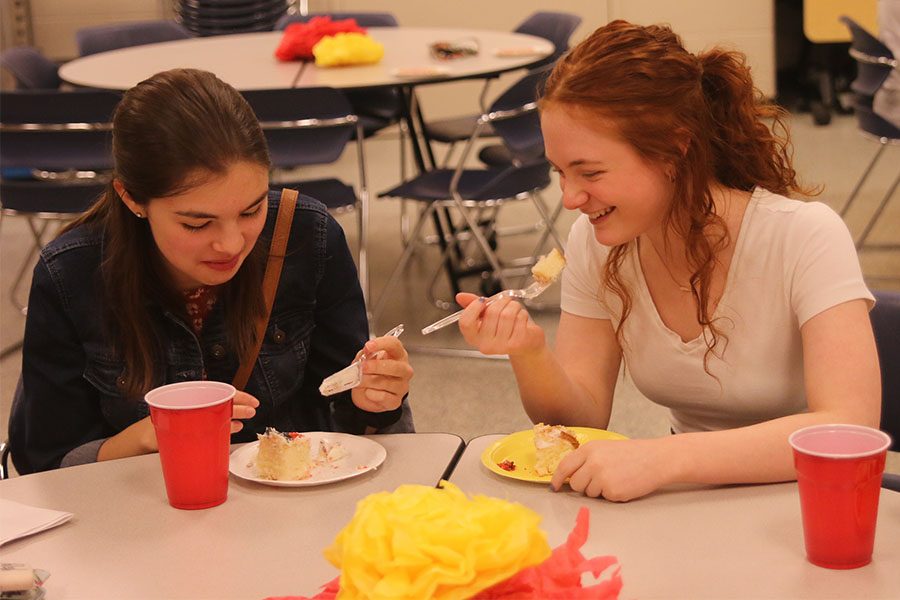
841, 144, 885, 217
354, 122, 371, 319
450, 195, 509, 288
425, 205, 494, 308
9, 217, 52, 314
441, 143, 458, 168
372, 202, 439, 323
529, 191, 567, 253
856, 169, 900, 250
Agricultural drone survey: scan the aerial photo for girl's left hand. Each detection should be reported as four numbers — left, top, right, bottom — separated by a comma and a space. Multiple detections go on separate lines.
351, 335, 414, 413
550, 438, 676, 502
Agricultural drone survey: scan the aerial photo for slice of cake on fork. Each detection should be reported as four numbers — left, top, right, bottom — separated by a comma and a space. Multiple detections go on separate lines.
533, 423, 580, 476
531, 248, 566, 284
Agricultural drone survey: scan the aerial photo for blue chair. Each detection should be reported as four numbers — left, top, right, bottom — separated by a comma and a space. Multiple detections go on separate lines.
275, 10, 409, 228
514, 11, 584, 67
870, 291, 900, 491
0, 89, 120, 313
0, 46, 61, 89
422, 11, 582, 160
241, 87, 371, 306
838, 16, 899, 252
274, 12, 403, 135
373, 69, 563, 317
75, 20, 191, 56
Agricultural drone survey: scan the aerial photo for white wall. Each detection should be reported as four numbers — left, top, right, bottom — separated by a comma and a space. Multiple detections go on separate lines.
328, 0, 775, 117
1, 0, 170, 59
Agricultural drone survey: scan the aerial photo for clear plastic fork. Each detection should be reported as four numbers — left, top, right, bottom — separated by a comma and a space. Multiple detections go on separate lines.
421, 280, 552, 335
319, 324, 405, 396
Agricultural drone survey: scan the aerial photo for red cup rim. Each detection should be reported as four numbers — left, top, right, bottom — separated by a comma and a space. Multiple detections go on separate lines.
145, 381, 235, 410
788, 423, 891, 459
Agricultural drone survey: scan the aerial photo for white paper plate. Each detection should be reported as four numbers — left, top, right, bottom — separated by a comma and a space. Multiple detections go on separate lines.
229, 432, 386, 487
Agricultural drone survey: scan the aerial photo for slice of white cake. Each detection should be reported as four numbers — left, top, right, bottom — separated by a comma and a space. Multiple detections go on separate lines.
256, 428, 312, 480
533, 423, 580, 476
531, 248, 566, 284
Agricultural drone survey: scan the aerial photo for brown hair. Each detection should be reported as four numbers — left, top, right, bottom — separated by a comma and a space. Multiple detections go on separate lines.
65, 68, 270, 396
541, 20, 814, 371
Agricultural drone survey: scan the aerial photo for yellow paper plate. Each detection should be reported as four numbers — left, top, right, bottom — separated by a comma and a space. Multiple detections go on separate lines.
481, 427, 628, 483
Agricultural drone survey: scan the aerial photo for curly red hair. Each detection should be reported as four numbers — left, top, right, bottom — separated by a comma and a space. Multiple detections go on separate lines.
541, 20, 815, 372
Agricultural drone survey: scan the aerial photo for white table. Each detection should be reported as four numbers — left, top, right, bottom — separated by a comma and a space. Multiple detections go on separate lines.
448, 435, 900, 600
58, 28, 553, 91
0, 433, 464, 599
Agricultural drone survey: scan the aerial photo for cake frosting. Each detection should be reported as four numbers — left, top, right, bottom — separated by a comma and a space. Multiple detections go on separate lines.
256, 428, 312, 480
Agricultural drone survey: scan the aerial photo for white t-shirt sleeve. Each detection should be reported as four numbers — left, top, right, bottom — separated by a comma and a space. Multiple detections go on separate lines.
785, 201, 875, 326
560, 215, 613, 319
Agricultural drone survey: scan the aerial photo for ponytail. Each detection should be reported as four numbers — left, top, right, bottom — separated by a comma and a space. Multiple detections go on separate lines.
698, 48, 811, 196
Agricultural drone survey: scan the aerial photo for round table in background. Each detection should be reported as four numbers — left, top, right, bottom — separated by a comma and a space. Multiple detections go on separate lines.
58, 28, 553, 91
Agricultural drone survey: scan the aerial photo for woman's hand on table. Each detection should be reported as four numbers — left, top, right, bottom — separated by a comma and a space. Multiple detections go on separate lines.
351, 335, 414, 413
456, 292, 546, 358
550, 438, 678, 502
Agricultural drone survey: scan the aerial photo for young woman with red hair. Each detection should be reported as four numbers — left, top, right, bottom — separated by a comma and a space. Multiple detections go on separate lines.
456, 21, 880, 501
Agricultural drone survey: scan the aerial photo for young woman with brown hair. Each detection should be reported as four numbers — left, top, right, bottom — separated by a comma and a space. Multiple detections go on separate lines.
10, 69, 413, 474
456, 21, 880, 501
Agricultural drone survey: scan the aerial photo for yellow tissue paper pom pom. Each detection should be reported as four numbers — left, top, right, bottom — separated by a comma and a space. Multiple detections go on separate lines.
313, 32, 384, 67
323, 482, 551, 600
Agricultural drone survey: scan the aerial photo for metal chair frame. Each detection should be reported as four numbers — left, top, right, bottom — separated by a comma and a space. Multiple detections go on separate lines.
838, 17, 900, 252
373, 97, 563, 320
1, 111, 114, 313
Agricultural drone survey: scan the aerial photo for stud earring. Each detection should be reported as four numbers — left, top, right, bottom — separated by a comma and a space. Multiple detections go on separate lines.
135, 212, 144, 218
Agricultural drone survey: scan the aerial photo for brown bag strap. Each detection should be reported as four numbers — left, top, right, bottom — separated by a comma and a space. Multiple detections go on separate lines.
232, 188, 298, 391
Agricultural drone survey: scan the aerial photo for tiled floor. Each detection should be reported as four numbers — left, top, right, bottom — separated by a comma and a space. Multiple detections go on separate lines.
1, 112, 898, 477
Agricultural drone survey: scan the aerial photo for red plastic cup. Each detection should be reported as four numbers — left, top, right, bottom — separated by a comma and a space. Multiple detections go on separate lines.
789, 424, 891, 569
145, 381, 235, 510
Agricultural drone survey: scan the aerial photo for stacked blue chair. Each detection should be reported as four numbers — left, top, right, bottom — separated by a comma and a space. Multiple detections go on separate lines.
838, 16, 899, 252
0, 89, 121, 313
76, 20, 191, 55
176, 0, 288, 36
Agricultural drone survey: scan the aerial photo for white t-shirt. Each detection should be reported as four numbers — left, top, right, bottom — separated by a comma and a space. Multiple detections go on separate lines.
560, 188, 874, 433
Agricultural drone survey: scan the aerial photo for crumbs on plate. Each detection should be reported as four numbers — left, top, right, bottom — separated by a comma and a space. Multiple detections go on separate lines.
498, 459, 516, 472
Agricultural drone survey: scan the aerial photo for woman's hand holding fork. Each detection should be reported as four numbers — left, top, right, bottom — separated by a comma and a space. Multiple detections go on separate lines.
456, 292, 547, 358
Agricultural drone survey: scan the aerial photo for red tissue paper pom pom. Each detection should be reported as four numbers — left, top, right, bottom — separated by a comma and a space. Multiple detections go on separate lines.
274, 16, 367, 61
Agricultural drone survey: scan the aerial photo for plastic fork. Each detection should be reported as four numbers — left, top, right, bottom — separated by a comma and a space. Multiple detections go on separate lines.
421, 281, 552, 335
319, 324, 404, 396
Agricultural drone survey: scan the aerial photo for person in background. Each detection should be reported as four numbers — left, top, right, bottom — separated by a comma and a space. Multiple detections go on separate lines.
9, 68, 413, 474
875, 0, 900, 127
456, 21, 880, 501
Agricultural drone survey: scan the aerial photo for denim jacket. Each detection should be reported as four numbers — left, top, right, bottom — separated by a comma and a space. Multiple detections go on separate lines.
9, 191, 412, 474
